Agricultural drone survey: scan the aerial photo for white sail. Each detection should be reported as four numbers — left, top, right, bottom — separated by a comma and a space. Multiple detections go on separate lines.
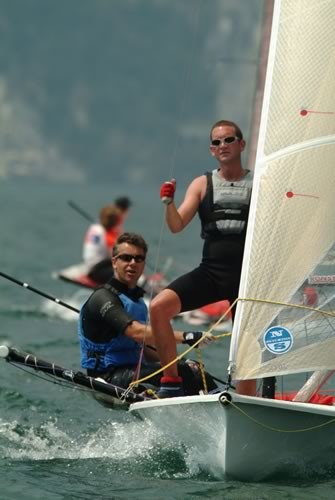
129, 2, 335, 481
229, 0, 335, 380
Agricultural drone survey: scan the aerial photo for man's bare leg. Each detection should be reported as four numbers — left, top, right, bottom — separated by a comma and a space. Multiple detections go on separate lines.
149, 289, 181, 377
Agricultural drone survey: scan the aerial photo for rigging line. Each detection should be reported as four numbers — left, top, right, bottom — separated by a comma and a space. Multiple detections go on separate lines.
131, 295, 334, 387
196, 349, 208, 394
237, 297, 335, 318
133, 2, 204, 384
131, 221, 167, 384
130, 328, 232, 388
131, 215, 170, 385
224, 397, 335, 433
167, 0, 203, 178
151, 0, 203, 275
8, 360, 143, 401
129, 329, 214, 388
187, 300, 236, 339
8, 361, 93, 393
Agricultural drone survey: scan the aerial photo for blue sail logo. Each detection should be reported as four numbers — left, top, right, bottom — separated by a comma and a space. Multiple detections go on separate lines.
263, 325, 293, 354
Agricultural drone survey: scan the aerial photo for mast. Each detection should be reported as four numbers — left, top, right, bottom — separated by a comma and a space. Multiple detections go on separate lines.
247, 0, 275, 171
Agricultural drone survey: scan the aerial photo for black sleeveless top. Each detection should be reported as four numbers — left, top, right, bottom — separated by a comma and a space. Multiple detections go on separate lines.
198, 169, 253, 269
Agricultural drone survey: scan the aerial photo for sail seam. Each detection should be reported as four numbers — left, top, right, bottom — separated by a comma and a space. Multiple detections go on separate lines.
261, 135, 335, 164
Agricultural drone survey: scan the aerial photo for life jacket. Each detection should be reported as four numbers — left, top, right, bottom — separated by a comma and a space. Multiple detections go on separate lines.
198, 169, 253, 239
83, 224, 120, 266
105, 226, 121, 248
78, 286, 148, 371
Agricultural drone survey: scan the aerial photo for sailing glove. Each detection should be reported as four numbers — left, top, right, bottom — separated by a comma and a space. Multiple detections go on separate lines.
160, 179, 176, 205
182, 331, 215, 348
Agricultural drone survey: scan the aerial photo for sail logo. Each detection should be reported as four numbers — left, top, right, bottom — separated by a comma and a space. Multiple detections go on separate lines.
263, 326, 293, 355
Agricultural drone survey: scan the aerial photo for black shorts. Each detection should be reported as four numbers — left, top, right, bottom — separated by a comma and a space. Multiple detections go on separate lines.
167, 262, 241, 314
167, 236, 244, 314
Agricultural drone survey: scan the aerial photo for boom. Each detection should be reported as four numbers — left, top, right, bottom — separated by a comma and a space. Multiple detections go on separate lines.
0, 345, 145, 406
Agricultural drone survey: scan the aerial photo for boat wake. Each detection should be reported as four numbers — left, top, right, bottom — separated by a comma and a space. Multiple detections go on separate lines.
0, 416, 223, 479
0, 292, 84, 322
40, 289, 90, 321
1, 415, 334, 482
0, 304, 48, 319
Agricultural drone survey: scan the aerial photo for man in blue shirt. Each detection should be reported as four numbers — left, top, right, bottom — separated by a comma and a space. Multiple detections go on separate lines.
78, 232, 217, 398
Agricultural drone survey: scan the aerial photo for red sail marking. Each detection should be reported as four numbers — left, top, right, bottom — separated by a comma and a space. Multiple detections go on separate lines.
286, 191, 319, 200
300, 109, 335, 116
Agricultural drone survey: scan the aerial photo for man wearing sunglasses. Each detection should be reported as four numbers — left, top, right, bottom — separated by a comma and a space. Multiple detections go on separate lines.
78, 232, 217, 400
150, 119, 254, 397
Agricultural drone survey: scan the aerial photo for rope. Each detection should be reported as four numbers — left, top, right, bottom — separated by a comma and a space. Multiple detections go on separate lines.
196, 350, 208, 394
238, 297, 335, 318
128, 295, 334, 390
225, 397, 335, 433
131, 0, 204, 386
165, 0, 203, 179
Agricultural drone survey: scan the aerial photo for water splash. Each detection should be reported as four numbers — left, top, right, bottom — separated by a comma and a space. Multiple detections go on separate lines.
0, 416, 221, 479
40, 289, 90, 322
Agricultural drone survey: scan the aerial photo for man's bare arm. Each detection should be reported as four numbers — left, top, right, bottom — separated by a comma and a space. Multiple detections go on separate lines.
124, 320, 185, 345
124, 321, 215, 351
165, 175, 205, 233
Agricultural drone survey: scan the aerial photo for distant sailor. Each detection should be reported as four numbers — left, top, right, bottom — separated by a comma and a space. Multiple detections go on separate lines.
150, 120, 254, 397
82, 197, 132, 285
113, 196, 132, 232
82, 204, 122, 284
78, 232, 217, 398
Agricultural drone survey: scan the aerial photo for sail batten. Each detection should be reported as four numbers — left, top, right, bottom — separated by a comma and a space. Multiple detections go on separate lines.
229, 0, 335, 381
263, 135, 335, 164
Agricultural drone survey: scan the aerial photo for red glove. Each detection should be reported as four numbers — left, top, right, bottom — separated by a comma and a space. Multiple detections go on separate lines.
160, 179, 176, 205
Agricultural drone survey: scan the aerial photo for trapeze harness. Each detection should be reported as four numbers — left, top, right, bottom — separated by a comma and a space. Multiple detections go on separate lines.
78, 281, 147, 373
198, 168, 253, 239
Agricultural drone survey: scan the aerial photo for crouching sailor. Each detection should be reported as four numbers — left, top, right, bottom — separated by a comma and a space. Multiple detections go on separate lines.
78, 231, 217, 399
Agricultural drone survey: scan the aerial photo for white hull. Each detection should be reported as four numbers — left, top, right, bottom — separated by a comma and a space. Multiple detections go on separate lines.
130, 392, 335, 480
53, 262, 97, 289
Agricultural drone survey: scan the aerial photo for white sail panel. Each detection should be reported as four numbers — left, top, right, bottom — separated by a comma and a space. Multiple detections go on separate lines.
264, 1, 335, 155
230, 0, 335, 380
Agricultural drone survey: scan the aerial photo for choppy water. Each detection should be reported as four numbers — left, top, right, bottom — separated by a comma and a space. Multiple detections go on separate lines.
1, 181, 335, 499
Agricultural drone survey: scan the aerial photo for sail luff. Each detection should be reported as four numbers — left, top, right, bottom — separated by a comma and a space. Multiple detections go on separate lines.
228, 0, 282, 374
247, 0, 275, 172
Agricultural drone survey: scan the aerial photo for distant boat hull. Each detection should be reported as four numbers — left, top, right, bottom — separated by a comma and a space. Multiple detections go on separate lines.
54, 262, 99, 289
130, 392, 335, 480
179, 300, 232, 331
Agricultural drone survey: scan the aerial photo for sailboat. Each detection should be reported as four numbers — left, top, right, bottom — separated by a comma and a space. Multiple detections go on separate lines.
128, 0, 335, 480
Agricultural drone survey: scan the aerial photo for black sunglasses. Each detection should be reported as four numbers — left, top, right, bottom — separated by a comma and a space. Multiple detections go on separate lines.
211, 136, 240, 146
116, 253, 146, 263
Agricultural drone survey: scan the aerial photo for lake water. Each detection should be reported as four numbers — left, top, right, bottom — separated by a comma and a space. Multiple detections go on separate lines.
1, 181, 335, 499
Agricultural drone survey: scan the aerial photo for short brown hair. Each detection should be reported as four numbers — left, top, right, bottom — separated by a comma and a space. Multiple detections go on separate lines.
210, 120, 243, 141
99, 204, 121, 229
112, 232, 148, 257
